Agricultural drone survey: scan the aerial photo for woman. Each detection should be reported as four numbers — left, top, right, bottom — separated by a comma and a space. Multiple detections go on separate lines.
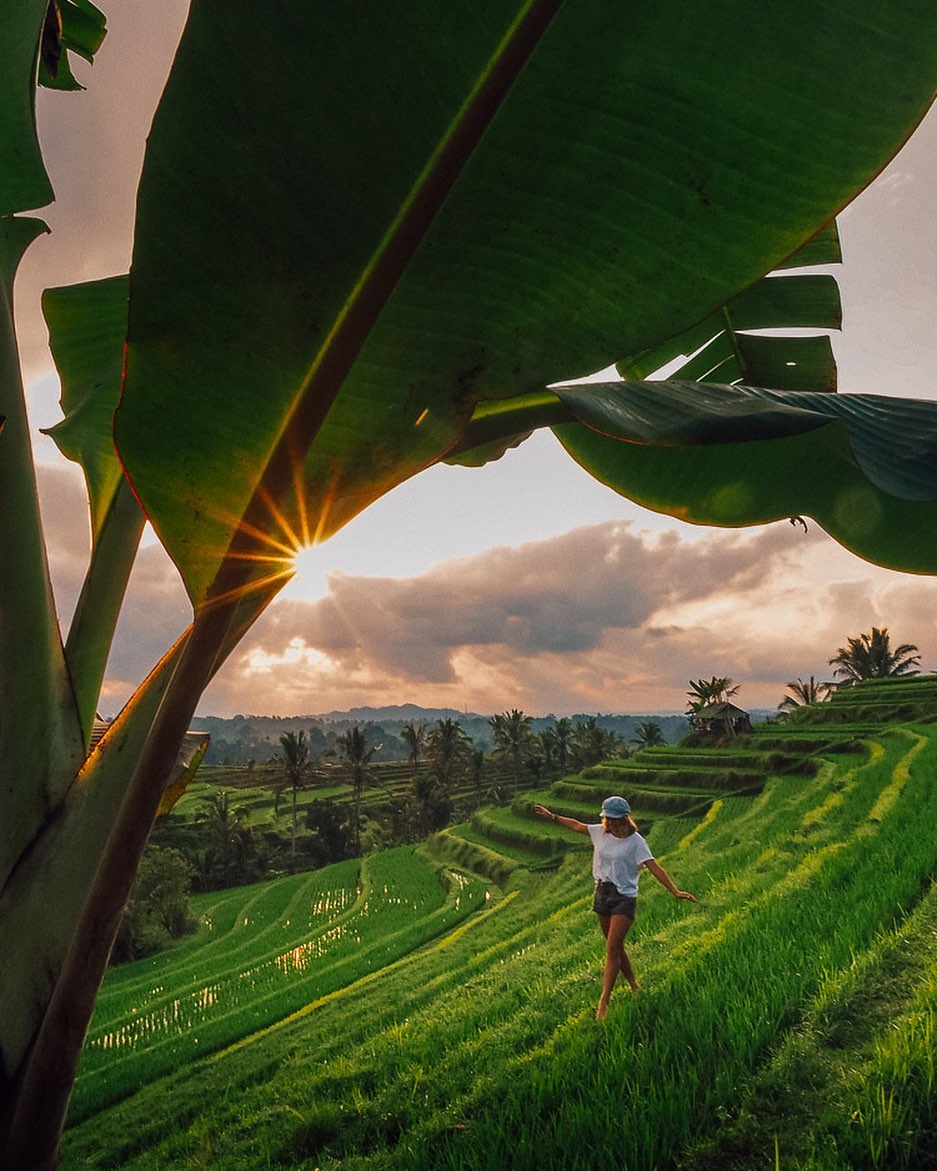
534, 795, 696, 1019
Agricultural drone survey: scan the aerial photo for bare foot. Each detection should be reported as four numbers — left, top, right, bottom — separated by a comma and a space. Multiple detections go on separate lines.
629, 982, 641, 993
596, 999, 609, 1020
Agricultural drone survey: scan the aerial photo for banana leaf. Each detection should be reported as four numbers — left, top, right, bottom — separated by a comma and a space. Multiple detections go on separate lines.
42, 276, 145, 738
620, 221, 842, 387
42, 276, 129, 541
1, 0, 54, 214
114, 0, 937, 611
1, 0, 106, 214
552, 380, 937, 574
0, 215, 85, 889
37, 0, 108, 92
449, 223, 846, 468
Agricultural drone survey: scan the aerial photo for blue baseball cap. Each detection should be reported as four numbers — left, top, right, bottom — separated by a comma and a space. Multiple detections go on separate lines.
601, 795, 631, 819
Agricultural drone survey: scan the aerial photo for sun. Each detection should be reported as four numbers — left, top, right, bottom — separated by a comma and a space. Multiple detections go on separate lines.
282, 543, 329, 601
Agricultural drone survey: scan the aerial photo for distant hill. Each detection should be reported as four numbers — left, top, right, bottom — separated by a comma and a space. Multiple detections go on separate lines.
320, 703, 479, 722
190, 705, 697, 766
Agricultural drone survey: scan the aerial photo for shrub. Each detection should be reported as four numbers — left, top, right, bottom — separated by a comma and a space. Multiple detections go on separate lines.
111, 846, 197, 964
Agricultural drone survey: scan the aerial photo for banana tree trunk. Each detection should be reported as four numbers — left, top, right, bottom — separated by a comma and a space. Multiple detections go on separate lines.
0, 629, 212, 1169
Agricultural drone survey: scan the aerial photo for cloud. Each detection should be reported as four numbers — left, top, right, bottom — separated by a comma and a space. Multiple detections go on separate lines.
230, 521, 793, 683
198, 518, 937, 717
279, 521, 798, 672
39, 460, 937, 721
35, 461, 91, 628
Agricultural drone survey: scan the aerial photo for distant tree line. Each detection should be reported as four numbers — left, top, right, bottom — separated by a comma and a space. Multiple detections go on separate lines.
187, 709, 689, 767
123, 707, 658, 963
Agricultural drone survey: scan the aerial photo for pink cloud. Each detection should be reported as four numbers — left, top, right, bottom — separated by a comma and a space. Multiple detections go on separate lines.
198, 520, 936, 716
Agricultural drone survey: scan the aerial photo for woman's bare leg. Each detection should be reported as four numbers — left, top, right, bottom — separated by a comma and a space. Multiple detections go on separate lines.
597, 913, 636, 1019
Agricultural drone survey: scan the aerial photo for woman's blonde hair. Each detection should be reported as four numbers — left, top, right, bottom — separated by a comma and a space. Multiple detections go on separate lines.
602, 814, 638, 836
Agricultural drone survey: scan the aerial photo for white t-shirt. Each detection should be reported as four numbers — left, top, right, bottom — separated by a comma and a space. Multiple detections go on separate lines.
588, 825, 654, 897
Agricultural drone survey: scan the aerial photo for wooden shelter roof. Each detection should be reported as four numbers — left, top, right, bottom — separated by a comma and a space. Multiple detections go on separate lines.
695, 702, 750, 719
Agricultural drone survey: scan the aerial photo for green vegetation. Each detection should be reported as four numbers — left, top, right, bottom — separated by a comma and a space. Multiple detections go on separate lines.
109, 846, 197, 965
5, 1, 937, 1161
70, 849, 489, 1125
59, 690, 937, 1169
686, 676, 741, 716
779, 675, 937, 728
780, 676, 834, 711
145, 745, 538, 892
829, 627, 922, 686
632, 720, 666, 749
682, 880, 937, 1171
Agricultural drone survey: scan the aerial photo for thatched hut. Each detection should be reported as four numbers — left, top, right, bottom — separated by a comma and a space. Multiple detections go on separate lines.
692, 701, 752, 738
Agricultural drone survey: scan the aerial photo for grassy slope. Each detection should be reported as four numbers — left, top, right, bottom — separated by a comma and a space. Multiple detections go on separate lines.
68, 848, 491, 1125
682, 879, 937, 1170
61, 714, 937, 1170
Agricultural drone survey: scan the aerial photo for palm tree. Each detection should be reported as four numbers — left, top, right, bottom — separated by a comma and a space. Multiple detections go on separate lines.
829, 627, 921, 685
334, 725, 376, 855
426, 718, 473, 791
488, 709, 535, 791
400, 721, 428, 777
195, 792, 257, 889
570, 716, 622, 769
687, 676, 743, 738
779, 676, 833, 710
553, 716, 573, 775
631, 720, 665, 749
535, 727, 557, 777
686, 676, 740, 715
275, 730, 310, 867
470, 747, 486, 808
411, 772, 451, 838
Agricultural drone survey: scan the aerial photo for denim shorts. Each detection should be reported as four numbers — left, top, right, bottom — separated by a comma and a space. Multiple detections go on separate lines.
592, 880, 637, 919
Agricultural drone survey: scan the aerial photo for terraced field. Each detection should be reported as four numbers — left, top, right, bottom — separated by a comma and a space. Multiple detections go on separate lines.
61, 692, 937, 1170
430, 737, 794, 879
780, 673, 937, 727
69, 849, 490, 1123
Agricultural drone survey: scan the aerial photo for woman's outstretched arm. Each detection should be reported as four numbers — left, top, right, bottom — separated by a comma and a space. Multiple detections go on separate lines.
534, 804, 589, 834
643, 858, 697, 901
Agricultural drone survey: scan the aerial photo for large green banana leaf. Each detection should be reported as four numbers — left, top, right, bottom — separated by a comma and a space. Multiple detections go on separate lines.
0, 0, 106, 214
0, 215, 86, 890
42, 276, 128, 541
616, 221, 844, 386
447, 223, 846, 467
551, 381, 937, 574
115, 0, 937, 610
37, 0, 107, 92
0, 0, 53, 215
634, 271, 841, 392
41, 276, 146, 739
445, 215, 937, 576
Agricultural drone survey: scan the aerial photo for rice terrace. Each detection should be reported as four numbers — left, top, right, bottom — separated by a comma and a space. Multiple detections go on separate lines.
60, 677, 937, 1169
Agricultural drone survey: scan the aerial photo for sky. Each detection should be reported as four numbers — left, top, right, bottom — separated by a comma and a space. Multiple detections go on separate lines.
15, 3, 937, 719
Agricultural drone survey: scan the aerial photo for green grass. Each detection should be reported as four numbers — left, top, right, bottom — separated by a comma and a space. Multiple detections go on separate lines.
88, 862, 361, 1018
68, 848, 490, 1123
447, 823, 558, 869
59, 709, 937, 1170
681, 878, 937, 1170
